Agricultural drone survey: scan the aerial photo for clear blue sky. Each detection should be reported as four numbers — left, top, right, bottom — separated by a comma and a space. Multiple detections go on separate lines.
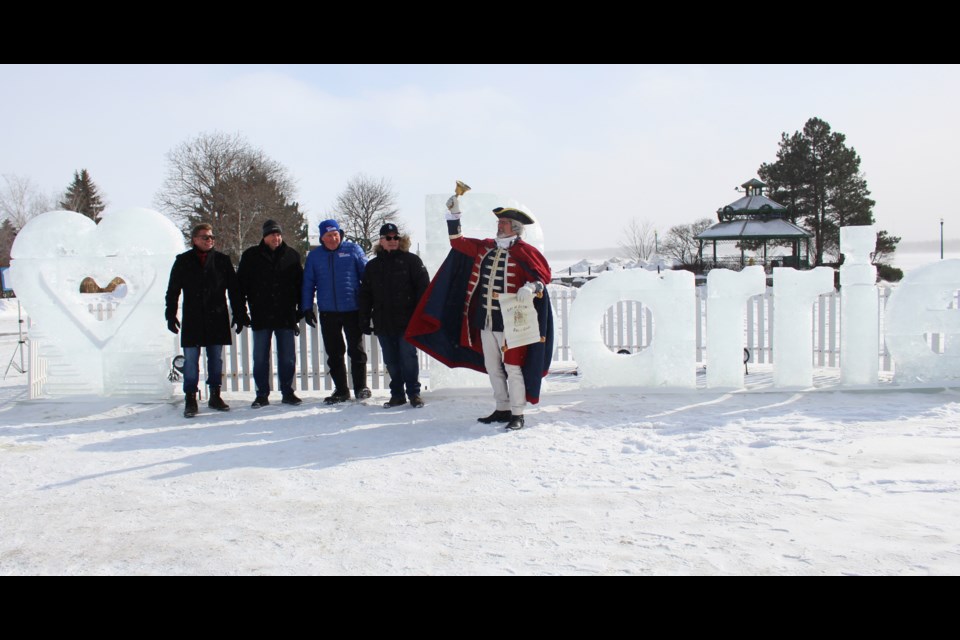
2, 64, 957, 257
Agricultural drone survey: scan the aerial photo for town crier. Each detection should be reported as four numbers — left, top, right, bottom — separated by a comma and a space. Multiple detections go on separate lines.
406, 189, 553, 430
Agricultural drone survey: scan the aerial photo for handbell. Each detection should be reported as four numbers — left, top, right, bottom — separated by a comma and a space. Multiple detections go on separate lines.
455, 180, 471, 197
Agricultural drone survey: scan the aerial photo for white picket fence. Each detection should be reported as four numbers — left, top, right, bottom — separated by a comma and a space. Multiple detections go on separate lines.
219, 285, 905, 392
548, 285, 901, 372
25, 284, 959, 395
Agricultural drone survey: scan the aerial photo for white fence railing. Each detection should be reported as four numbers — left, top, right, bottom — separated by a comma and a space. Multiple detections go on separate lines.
547, 285, 902, 373
25, 284, 959, 395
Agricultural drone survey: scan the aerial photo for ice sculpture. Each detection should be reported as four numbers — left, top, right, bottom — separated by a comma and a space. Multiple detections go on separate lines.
772, 267, 835, 387
423, 192, 544, 278
839, 226, 878, 385
9, 208, 184, 398
886, 259, 960, 384
706, 266, 765, 388
569, 269, 696, 388
421, 191, 545, 391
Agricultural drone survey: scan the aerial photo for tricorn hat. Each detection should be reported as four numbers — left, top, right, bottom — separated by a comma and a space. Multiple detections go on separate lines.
492, 207, 535, 225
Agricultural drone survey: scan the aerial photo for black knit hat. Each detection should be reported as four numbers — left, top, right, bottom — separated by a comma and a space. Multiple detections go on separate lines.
262, 220, 282, 237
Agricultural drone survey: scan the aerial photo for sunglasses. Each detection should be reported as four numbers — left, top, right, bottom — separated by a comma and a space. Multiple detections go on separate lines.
196, 235, 215, 241
383, 235, 400, 241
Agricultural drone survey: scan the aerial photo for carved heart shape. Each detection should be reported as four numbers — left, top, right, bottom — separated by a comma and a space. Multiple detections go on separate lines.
9, 208, 185, 396
38, 264, 155, 347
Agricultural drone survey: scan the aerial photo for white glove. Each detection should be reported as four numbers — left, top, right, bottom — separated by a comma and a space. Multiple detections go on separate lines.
446, 195, 461, 215
517, 282, 537, 303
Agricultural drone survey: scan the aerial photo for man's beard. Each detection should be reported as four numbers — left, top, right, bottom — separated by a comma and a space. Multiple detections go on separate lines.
496, 234, 517, 248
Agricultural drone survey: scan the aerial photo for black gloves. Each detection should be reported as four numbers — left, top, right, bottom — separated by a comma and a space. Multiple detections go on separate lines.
303, 309, 317, 328
232, 311, 250, 335
167, 318, 180, 335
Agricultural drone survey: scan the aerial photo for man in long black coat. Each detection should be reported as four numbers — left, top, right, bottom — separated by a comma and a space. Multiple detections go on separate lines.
358, 223, 430, 408
165, 223, 248, 418
237, 220, 304, 408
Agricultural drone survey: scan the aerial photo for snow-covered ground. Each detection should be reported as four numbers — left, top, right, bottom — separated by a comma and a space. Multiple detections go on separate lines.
1, 302, 959, 575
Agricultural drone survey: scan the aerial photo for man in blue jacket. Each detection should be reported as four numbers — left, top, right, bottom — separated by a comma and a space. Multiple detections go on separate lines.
302, 219, 370, 403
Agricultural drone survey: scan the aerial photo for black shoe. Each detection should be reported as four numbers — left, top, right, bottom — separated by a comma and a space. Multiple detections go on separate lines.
383, 396, 407, 408
208, 386, 230, 411
184, 392, 199, 418
282, 392, 303, 406
410, 395, 425, 408
355, 387, 372, 400
251, 395, 270, 408
506, 415, 525, 430
477, 409, 511, 424
324, 389, 351, 405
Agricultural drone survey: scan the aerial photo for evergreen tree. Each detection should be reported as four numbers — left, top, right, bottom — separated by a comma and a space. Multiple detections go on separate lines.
59, 169, 107, 223
0, 218, 16, 267
873, 230, 901, 266
758, 117, 891, 265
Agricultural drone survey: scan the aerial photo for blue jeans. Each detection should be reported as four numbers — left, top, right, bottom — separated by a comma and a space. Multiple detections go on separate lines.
253, 329, 296, 397
378, 334, 421, 399
182, 345, 223, 394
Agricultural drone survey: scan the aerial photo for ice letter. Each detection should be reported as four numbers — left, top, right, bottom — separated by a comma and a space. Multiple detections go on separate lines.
706, 266, 766, 388
569, 269, 695, 388
772, 267, 835, 387
839, 226, 878, 385
885, 259, 960, 385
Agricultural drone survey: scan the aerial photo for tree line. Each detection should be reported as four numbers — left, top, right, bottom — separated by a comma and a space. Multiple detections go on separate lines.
1, 132, 399, 267
4, 118, 901, 275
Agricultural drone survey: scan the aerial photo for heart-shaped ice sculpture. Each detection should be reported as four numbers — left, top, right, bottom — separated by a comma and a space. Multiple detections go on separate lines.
9, 208, 185, 397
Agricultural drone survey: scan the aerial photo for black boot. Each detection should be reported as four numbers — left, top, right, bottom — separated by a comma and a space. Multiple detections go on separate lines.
208, 386, 230, 411
506, 414, 525, 430
383, 396, 407, 408
184, 392, 199, 418
477, 409, 511, 424
324, 389, 351, 404
281, 392, 303, 406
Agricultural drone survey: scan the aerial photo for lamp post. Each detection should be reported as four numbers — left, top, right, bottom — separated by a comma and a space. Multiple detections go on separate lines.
941, 218, 945, 260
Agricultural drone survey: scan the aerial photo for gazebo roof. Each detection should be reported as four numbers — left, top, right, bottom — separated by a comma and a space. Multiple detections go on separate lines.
697, 217, 812, 241
719, 192, 787, 216
697, 177, 812, 241
714, 178, 789, 222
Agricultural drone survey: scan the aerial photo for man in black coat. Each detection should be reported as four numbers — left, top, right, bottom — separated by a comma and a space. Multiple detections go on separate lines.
165, 223, 248, 418
237, 220, 304, 408
358, 223, 430, 408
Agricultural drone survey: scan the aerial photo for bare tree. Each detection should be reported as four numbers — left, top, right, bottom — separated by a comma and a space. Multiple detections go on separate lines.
0, 174, 54, 231
662, 217, 714, 265
332, 174, 399, 252
155, 132, 307, 262
620, 218, 658, 262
